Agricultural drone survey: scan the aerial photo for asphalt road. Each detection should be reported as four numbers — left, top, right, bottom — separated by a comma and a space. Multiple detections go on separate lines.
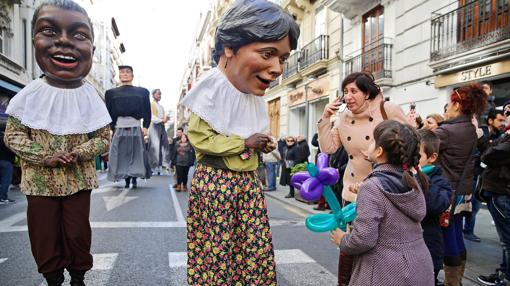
0, 171, 340, 286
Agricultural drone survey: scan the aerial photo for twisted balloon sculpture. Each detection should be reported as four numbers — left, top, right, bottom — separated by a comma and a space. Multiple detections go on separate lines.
291, 153, 356, 232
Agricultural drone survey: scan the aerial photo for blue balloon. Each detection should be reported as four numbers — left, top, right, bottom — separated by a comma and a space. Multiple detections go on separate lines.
291, 153, 357, 233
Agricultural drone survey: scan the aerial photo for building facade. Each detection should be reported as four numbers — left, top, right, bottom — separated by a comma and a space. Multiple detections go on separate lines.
328, 0, 510, 121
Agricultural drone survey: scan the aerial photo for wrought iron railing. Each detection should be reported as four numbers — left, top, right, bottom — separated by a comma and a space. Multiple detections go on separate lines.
299, 35, 329, 70
283, 51, 300, 80
431, 0, 510, 61
269, 76, 280, 89
344, 39, 393, 80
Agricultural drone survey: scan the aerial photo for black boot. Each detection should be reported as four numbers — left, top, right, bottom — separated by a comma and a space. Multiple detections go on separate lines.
124, 177, 130, 188
68, 269, 86, 286
44, 269, 65, 286
132, 177, 137, 189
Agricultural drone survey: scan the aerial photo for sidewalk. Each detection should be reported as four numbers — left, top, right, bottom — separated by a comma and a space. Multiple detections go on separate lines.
265, 185, 503, 286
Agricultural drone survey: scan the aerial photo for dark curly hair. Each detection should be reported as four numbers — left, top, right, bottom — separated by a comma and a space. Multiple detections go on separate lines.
451, 83, 488, 116
373, 120, 429, 193
31, 0, 94, 39
341, 72, 381, 100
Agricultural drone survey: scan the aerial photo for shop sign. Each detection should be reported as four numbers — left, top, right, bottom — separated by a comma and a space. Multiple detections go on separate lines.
287, 77, 330, 107
288, 88, 305, 107
436, 60, 510, 88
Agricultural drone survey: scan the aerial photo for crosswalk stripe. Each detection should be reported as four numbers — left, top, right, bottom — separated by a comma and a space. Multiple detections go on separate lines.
168, 252, 187, 268
38, 253, 118, 286
92, 253, 118, 270
274, 249, 316, 264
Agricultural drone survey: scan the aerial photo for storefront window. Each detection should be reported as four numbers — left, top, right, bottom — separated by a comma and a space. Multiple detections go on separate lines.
362, 5, 384, 76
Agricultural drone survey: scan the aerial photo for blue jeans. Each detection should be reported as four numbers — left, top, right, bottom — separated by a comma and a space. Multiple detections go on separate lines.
0, 160, 13, 200
464, 180, 481, 234
487, 193, 510, 280
265, 162, 278, 191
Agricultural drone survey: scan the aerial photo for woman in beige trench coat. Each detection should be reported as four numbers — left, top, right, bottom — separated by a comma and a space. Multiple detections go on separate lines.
318, 72, 409, 285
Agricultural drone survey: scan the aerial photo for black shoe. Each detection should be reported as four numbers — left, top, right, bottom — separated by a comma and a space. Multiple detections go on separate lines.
313, 206, 326, 211
44, 269, 65, 286
464, 232, 481, 242
284, 194, 294, 198
132, 178, 137, 189
478, 270, 504, 286
69, 269, 86, 286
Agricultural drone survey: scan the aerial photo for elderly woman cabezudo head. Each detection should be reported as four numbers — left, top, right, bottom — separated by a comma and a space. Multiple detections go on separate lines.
213, 0, 300, 96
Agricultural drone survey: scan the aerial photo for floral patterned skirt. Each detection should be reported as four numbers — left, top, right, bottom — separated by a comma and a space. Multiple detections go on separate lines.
187, 163, 277, 285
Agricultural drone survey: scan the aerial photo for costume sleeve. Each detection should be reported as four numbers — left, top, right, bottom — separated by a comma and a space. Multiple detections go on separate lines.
142, 89, 151, 129
105, 90, 116, 130
188, 113, 245, 156
318, 117, 343, 154
340, 180, 384, 255
72, 125, 111, 161
3, 117, 51, 165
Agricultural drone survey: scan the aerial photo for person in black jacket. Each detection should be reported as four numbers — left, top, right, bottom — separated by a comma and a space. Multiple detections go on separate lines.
466, 109, 506, 242
418, 129, 453, 285
105, 65, 151, 188
477, 131, 510, 286
0, 120, 15, 203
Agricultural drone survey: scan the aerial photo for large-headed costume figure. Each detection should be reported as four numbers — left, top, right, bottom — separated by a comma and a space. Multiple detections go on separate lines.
180, 0, 299, 284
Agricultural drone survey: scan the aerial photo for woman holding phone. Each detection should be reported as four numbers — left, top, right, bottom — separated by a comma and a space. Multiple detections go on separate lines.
318, 71, 409, 285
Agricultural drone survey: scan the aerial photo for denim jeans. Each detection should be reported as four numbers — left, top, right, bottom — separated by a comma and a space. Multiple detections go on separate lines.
487, 193, 510, 280
265, 162, 278, 191
464, 179, 481, 234
0, 160, 13, 200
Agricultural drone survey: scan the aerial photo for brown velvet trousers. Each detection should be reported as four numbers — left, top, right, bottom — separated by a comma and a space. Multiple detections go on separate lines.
26, 190, 93, 275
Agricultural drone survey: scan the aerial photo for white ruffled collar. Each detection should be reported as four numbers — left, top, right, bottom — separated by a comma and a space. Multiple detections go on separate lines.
179, 68, 269, 139
6, 78, 112, 135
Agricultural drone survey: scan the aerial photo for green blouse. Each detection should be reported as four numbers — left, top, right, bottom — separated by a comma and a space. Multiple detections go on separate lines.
187, 113, 258, 172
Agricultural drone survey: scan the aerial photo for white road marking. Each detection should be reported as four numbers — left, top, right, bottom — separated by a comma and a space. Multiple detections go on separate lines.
0, 212, 25, 230
0, 219, 304, 233
168, 252, 187, 268
274, 249, 315, 264
169, 184, 185, 223
91, 221, 186, 228
168, 249, 337, 285
0, 258, 7, 264
102, 189, 138, 211
92, 253, 118, 270
38, 253, 117, 286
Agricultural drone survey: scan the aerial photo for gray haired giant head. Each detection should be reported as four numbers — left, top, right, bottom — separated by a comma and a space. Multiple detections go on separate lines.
213, 0, 300, 64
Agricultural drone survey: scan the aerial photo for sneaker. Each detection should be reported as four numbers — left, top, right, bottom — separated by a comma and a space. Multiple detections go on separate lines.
0, 198, 15, 203
478, 271, 504, 286
464, 233, 481, 242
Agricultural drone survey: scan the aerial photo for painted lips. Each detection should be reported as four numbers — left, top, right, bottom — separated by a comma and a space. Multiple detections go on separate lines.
256, 75, 271, 89
50, 54, 79, 69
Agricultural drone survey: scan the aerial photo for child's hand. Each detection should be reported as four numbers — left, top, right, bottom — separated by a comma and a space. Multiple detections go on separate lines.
330, 228, 347, 246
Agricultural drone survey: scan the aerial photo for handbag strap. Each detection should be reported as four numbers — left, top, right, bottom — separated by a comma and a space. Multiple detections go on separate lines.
380, 101, 388, 120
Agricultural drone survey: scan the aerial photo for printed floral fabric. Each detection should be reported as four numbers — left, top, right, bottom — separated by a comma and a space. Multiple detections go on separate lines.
4, 117, 110, 196
187, 163, 276, 285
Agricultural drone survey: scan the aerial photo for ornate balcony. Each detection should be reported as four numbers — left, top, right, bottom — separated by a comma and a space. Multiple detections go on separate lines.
430, 0, 510, 62
344, 38, 393, 83
299, 35, 329, 76
281, 51, 301, 85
